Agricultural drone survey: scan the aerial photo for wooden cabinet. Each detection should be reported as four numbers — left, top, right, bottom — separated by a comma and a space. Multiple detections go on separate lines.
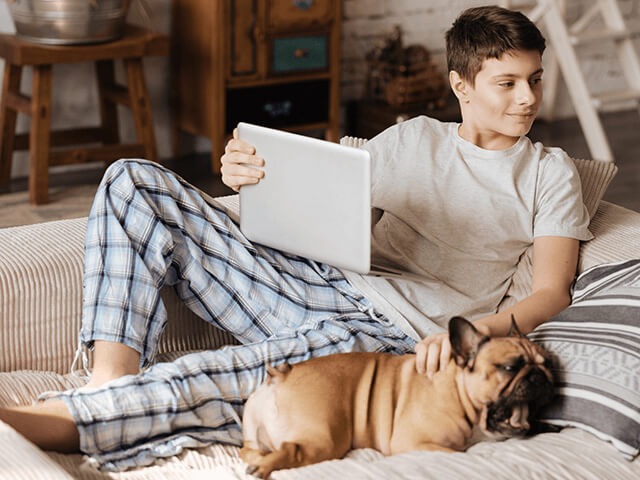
171, 0, 342, 173
346, 96, 462, 140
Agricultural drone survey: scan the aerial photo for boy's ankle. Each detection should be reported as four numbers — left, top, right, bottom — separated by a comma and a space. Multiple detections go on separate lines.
86, 367, 139, 388
87, 340, 141, 387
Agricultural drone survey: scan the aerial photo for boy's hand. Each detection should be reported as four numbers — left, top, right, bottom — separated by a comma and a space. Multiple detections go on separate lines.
415, 323, 490, 378
414, 332, 451, 379
220, 128, 265, 192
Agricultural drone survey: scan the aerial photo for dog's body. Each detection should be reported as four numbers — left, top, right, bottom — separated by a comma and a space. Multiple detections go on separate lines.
240, 317, 554, 478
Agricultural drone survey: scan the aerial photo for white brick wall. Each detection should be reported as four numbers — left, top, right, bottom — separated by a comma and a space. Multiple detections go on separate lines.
341, 0, 640, 117
2, 0, 640, 179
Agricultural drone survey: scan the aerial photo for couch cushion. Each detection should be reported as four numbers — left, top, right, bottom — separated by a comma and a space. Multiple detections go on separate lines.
0, 421, 73, 479
0, 197, 241, 375
529, 259, 640, 459
572, 158, 618, 219
0, 370, 86, 408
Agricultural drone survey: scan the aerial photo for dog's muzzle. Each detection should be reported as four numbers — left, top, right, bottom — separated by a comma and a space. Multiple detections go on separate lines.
486, 366, 554, 436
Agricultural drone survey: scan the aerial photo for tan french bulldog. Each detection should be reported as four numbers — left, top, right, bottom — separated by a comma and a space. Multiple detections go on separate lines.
240, 316, 554, 478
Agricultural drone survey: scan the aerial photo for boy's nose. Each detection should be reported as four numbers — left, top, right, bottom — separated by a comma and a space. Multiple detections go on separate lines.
516, 81, 538, 106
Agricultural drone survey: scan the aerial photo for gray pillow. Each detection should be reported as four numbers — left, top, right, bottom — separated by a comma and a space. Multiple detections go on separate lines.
529, 259, 640, 459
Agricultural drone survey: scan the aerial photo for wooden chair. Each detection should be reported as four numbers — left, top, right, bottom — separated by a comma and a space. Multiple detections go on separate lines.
0, 25, 169, 205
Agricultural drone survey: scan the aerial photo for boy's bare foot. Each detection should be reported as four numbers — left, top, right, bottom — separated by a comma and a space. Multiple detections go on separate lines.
0, 401, 80, 452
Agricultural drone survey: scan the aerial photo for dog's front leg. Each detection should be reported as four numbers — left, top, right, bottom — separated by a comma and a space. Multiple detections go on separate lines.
242, 440, 340, 479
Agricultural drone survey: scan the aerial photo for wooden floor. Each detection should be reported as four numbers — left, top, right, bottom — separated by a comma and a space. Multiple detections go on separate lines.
0, 109, 638, 228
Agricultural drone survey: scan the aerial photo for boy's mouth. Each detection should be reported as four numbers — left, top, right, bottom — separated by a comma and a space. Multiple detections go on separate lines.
507, 113, 536, 122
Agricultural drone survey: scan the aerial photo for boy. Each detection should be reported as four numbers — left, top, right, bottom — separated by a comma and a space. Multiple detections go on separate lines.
0, 5, 590, 471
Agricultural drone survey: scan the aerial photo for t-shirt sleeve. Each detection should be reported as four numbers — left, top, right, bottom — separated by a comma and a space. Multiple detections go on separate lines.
533, 150, 593, 241
362, 122, 401, 207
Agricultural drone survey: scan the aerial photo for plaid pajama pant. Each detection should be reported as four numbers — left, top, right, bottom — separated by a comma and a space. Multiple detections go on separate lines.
47, 159, 416, 471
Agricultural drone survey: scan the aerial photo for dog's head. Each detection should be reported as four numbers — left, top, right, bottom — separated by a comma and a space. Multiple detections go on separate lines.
449, 316, 554, 438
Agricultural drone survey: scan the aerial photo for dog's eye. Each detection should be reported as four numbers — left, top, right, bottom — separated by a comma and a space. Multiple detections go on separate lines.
496, 356, 524, 374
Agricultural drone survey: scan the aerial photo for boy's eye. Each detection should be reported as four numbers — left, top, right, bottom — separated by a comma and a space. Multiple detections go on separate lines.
530, 77, 542, 85
498, 82, 514, 88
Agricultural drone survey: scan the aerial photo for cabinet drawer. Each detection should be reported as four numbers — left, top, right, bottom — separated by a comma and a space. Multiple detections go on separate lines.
272, 35, 327, 73
226, 80, 329, 129
267, 0, 333, 31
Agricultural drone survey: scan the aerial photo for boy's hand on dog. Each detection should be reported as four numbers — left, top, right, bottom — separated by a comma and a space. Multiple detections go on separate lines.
415, 332, 451, 378
415, 323, 490, 378
221, 128, 265, 192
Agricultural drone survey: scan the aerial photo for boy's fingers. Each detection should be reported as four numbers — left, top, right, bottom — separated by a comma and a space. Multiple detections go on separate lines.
223, 152, 263, 167
229, 175, 261, 188
426, 342, 440, 378
415, 342, 427, 375
439, 337, 451, 371
233, 127, 238, 140
251, 156, 265, 167
239, 165, 264, 178
225, 139, 255, 155
223, 163, 264, 179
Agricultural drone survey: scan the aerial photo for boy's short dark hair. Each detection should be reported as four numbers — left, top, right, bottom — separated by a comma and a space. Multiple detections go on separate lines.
446, 6, 546, 85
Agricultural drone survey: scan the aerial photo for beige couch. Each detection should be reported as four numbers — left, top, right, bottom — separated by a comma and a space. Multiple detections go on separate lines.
1, 166, 640, 478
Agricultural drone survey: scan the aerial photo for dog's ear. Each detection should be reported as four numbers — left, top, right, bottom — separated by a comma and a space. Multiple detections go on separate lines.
449, 316, 489, 368
507, 314, 525, 338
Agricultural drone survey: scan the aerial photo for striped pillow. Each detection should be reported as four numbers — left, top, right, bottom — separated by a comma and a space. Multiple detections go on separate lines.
529, 259, 640, 459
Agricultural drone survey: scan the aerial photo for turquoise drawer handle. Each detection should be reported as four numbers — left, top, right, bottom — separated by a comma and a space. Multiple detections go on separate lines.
273, 35, 327, 73
293, 0, 313, 10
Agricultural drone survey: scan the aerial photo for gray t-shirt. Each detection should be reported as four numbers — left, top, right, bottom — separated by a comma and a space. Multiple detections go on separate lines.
341, 116, 593, 341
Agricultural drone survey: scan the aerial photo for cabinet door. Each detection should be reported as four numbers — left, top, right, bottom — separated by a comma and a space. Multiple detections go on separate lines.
229, 0, 256, 76
229, 0, 269, 79
267, 0, 333, 32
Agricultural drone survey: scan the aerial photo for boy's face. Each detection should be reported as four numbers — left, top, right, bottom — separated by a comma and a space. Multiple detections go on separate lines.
456, 49, 543, 148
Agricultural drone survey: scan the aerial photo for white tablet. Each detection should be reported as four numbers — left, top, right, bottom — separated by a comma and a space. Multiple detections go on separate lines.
238, 122, 371, 274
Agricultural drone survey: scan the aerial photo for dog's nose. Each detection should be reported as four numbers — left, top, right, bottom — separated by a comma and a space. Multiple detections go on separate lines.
526, 368, 548, 387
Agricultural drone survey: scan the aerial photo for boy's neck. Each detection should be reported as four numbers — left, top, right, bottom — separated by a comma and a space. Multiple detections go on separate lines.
457, 123, 520, 151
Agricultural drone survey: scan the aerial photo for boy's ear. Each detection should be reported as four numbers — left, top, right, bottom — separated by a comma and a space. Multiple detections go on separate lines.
449, 70, 470, 103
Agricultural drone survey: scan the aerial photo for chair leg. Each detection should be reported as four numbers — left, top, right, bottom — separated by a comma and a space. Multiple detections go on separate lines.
0, 64, 22, 186
124, 57, 157, 162
29, 64, 53, 205
95, 59, 120, 146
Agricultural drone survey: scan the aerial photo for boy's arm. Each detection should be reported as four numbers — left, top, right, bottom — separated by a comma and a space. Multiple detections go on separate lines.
415, 236, 579, 377
474, 236, 579, 336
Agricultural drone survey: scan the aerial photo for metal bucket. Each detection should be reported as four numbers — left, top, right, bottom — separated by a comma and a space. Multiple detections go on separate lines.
8, 0, 131, 45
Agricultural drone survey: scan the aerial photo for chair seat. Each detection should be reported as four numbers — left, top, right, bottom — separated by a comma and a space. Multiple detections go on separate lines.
0, 25, 168, 66
0, 25, 169, 205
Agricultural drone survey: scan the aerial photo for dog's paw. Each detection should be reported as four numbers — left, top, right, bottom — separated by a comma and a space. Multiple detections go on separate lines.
240, 447, 275, 479
245, 463, 274, 479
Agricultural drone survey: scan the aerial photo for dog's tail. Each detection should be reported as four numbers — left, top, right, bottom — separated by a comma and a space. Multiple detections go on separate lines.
266, 362, 291, 385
